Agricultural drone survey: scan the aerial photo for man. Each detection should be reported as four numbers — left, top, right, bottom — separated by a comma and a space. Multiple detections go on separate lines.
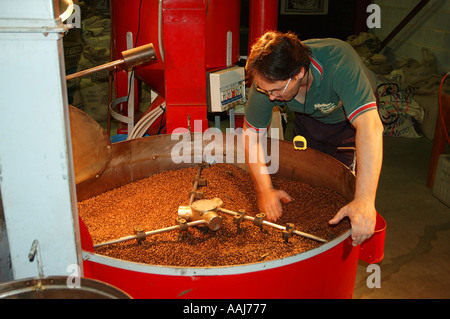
243, 31, 383, 246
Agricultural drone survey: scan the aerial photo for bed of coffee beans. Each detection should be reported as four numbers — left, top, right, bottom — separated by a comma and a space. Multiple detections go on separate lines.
78, 163, 350, 267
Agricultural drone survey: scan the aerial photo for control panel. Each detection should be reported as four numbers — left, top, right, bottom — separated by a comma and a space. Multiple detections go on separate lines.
207, 65, 246, 113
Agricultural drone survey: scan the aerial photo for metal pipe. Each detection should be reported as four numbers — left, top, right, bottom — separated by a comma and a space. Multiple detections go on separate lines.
107, 28, 114, 136
122, 43, 156, 69
93, 220, 206, 248
217, 208, 327, 243
28, 240, 44, 278
66, 59, 124, 81
65, 43, 156, 81
378, 0, 430, 52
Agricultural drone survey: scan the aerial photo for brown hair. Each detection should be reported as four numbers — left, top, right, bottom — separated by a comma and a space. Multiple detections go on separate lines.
245, 31, 311, 82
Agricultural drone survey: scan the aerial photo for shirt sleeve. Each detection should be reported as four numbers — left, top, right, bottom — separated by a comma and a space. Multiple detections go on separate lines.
244, 83, 277, 133
332, 42, 378, 123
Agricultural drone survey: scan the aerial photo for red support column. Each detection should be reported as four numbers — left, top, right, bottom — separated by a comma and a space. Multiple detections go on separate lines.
427, 94, 450, 188
248, 0, 279, 54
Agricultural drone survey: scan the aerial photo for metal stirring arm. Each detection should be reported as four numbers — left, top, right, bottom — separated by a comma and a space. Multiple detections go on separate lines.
93, 204, 327, 248
217, 208, 328, 243
93, 220, 206, 249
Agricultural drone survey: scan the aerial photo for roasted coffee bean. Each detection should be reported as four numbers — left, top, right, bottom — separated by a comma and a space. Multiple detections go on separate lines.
78, 164, 350, 267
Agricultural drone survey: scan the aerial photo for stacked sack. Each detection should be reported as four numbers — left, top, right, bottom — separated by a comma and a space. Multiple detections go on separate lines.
348, 32, 450, 139
76, 14, 111, 123
347, 32, 393, 75
397, 49, 450, 139
376, 70, 424, 138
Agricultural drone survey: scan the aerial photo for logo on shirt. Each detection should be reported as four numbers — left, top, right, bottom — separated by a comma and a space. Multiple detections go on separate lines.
314, 102, 340, 114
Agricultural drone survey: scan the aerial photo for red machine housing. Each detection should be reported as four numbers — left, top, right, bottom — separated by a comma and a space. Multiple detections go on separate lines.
110, 0, 242, 133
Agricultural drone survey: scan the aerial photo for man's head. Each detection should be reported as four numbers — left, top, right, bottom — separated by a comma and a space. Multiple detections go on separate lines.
245, 31, 311, 83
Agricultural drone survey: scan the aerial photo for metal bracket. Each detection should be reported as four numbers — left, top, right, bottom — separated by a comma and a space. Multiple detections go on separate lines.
282, 223, 295, 243
134, 227, 146, 244
177, 217, 188, 232
192, 177, 207, 187
234, 209, 246, 234
253, 213, 266, 230
189, 190, 204, 200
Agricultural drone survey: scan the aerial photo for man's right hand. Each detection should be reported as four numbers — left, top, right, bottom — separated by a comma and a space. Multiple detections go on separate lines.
258, 188, 292, 221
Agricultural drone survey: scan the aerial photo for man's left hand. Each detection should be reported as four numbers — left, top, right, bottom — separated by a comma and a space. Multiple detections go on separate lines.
329, 197, 376, 246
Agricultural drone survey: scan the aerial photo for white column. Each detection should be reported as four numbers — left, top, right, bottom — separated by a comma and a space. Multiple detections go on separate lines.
0, 0, 81, 279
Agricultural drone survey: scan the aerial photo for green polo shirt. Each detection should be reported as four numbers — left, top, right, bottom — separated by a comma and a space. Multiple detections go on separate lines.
244, 38, 378, 133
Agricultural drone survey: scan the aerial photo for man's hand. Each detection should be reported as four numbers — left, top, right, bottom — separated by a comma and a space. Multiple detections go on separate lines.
258, 188, 292, 221
329, 197, 376, 246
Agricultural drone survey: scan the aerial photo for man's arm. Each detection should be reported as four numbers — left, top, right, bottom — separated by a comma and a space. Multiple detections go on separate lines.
242, 124, 291, 221
329, 109, 383, 246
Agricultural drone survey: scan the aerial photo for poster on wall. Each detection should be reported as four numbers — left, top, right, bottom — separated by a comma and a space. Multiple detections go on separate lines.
281, 0, 329, 15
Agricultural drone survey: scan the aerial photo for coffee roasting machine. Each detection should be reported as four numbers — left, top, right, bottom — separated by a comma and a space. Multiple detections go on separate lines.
0, 0, 385, 299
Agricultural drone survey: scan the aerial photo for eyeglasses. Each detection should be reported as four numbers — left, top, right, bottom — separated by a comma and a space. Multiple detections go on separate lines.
256, 77, 292, 97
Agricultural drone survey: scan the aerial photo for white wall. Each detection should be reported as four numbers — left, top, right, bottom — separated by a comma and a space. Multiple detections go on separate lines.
371, 0, 450, 72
